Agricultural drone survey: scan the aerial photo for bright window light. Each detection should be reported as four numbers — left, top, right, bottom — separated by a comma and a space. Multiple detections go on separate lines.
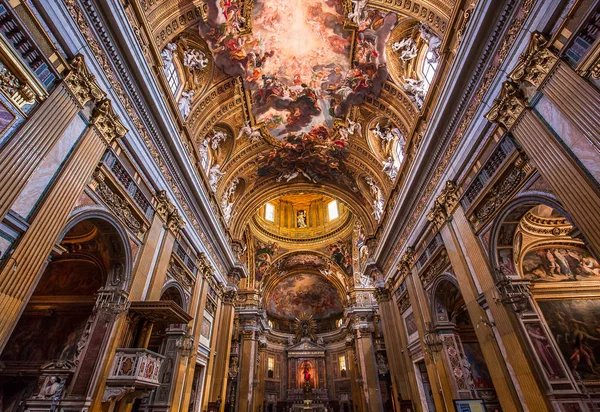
328, 200, 339, 221
265, 202, 275, 222
339, 355, 346, 371
268, 357, 274, 371
165, 63, 180, 95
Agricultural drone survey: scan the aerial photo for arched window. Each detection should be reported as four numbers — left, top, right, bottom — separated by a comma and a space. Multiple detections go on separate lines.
421, 48, 438, 89
165, 62, 181, 95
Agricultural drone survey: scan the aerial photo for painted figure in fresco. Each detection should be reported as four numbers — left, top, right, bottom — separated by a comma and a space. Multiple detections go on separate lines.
523, 247, 600, 281
569, 321, 600, 374
255, 240, 279, 282
525, 323, 564, 379
328, 240, 353, 275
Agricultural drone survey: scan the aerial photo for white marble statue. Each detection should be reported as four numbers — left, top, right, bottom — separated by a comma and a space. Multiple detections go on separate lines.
365, 176, 384, 222
382, 157, 398, 180
297, 210, 307, 228
419, 23, 442, 64
183, 48, 209, 71
210, 129, 228, 150
237, 121, 262, 143
402, 77, 426, 108
178, 89, 194, 119
221, 178, 240, 224
209, 164, 225, 192
348, 0, 367, 25
392, 37, 418, 61
161, 43, 177, 68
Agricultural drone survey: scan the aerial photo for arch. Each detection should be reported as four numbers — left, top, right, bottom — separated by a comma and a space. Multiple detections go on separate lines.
488, 191, 576, 281
427, 273, 463, 326
161, 281, 188, 311
62, 207, 133, 290
230, 183, 377, 240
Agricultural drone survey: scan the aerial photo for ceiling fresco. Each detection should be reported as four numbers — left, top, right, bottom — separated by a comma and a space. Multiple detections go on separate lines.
267, 273, 344, 320
199, 0, 398, 139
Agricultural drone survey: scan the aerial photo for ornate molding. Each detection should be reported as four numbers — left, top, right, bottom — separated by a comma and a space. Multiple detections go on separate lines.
508, 32, 558, 88
373, 287, 391, 304
92, 170, 146, 236
91, 98, 128, 143
485, 81, 527, 130
427, 180, 460, 229
153, 190, 185, 235
420, 249, 450, 287
64, 54, 105, 107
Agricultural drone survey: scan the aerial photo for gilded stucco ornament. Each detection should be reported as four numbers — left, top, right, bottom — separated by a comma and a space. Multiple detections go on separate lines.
64, 54, 105, 107
427, 181, 459, 229
508, 32, 558, 88
485, 81, 527, 131
91, 99, 128, 143
373, 286, 391, 304
153, 190, 185, 235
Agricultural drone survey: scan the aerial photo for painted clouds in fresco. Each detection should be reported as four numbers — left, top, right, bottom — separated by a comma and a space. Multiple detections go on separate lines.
199, 0, 397, 138
267, 273, 343, 320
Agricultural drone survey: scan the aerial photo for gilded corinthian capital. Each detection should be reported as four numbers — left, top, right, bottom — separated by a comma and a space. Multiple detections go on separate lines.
427, 180, 460, 229
65, 54, 105, 106
91, 99, 128, 143
485, 81, 527, 131
509, 32, 557, 88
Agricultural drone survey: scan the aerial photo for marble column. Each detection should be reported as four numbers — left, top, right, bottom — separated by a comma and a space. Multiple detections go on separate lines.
178, 266, 210, 411
487, 32, 600, 256
352, 316, 383, 412
404, 262, 454, 412
236, 321, 258, 412
253, 336, 267, 412
428, 182, 551, 411
208, 289, 237, 412
0, 54, 103, 222
0, 97, 126, 352
374, 286, 413, 405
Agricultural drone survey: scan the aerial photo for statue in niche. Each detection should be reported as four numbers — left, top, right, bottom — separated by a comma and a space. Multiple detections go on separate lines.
183, 49, 209, 71
392, 37, 417, 61
35, 376, 62, 399
209, 164, 225, 192
297, 210, 307, 228
178, 89, 194, 119
302, 362, 311, 382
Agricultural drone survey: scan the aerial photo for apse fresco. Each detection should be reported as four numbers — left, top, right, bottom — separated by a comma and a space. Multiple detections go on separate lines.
521, 247, 600, 282
538, 299, 600, 380
267, 273, 343, 320
462, 342, 494, 389
199, 0, 397, 138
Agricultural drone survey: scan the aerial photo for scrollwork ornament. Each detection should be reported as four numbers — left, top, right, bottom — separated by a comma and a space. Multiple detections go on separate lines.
373, 287, 391, 304
64, 54, 105, 107
509, 32, 558, 88
91, 98, 128, 143
485, 81, 527, 130
222, 289, 237, 305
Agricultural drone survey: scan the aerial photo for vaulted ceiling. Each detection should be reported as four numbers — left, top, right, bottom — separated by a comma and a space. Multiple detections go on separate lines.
137, 0, 467, 293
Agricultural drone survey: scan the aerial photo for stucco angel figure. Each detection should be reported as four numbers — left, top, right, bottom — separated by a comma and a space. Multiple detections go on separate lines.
161, 43, 177, 67
208, 129, 228, 150
392, 37, 418, 61
347, 0, 367, 25
209, 164, 225, 192
178, 89, 195, 119
419, 23, 442, 64
382, 157, 398, 180
237, 121, 262, 143
402, 77, 426, 108
183, 48, 209, 71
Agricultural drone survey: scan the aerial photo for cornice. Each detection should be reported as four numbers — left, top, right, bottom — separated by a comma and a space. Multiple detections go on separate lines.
377, 0, 538, 275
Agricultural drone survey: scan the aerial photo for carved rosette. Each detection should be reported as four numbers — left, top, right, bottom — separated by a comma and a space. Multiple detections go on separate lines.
485, 81, 527, 130
508, 32, 558, 88
64, 54, 105, 107
91, 98, 128, 143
